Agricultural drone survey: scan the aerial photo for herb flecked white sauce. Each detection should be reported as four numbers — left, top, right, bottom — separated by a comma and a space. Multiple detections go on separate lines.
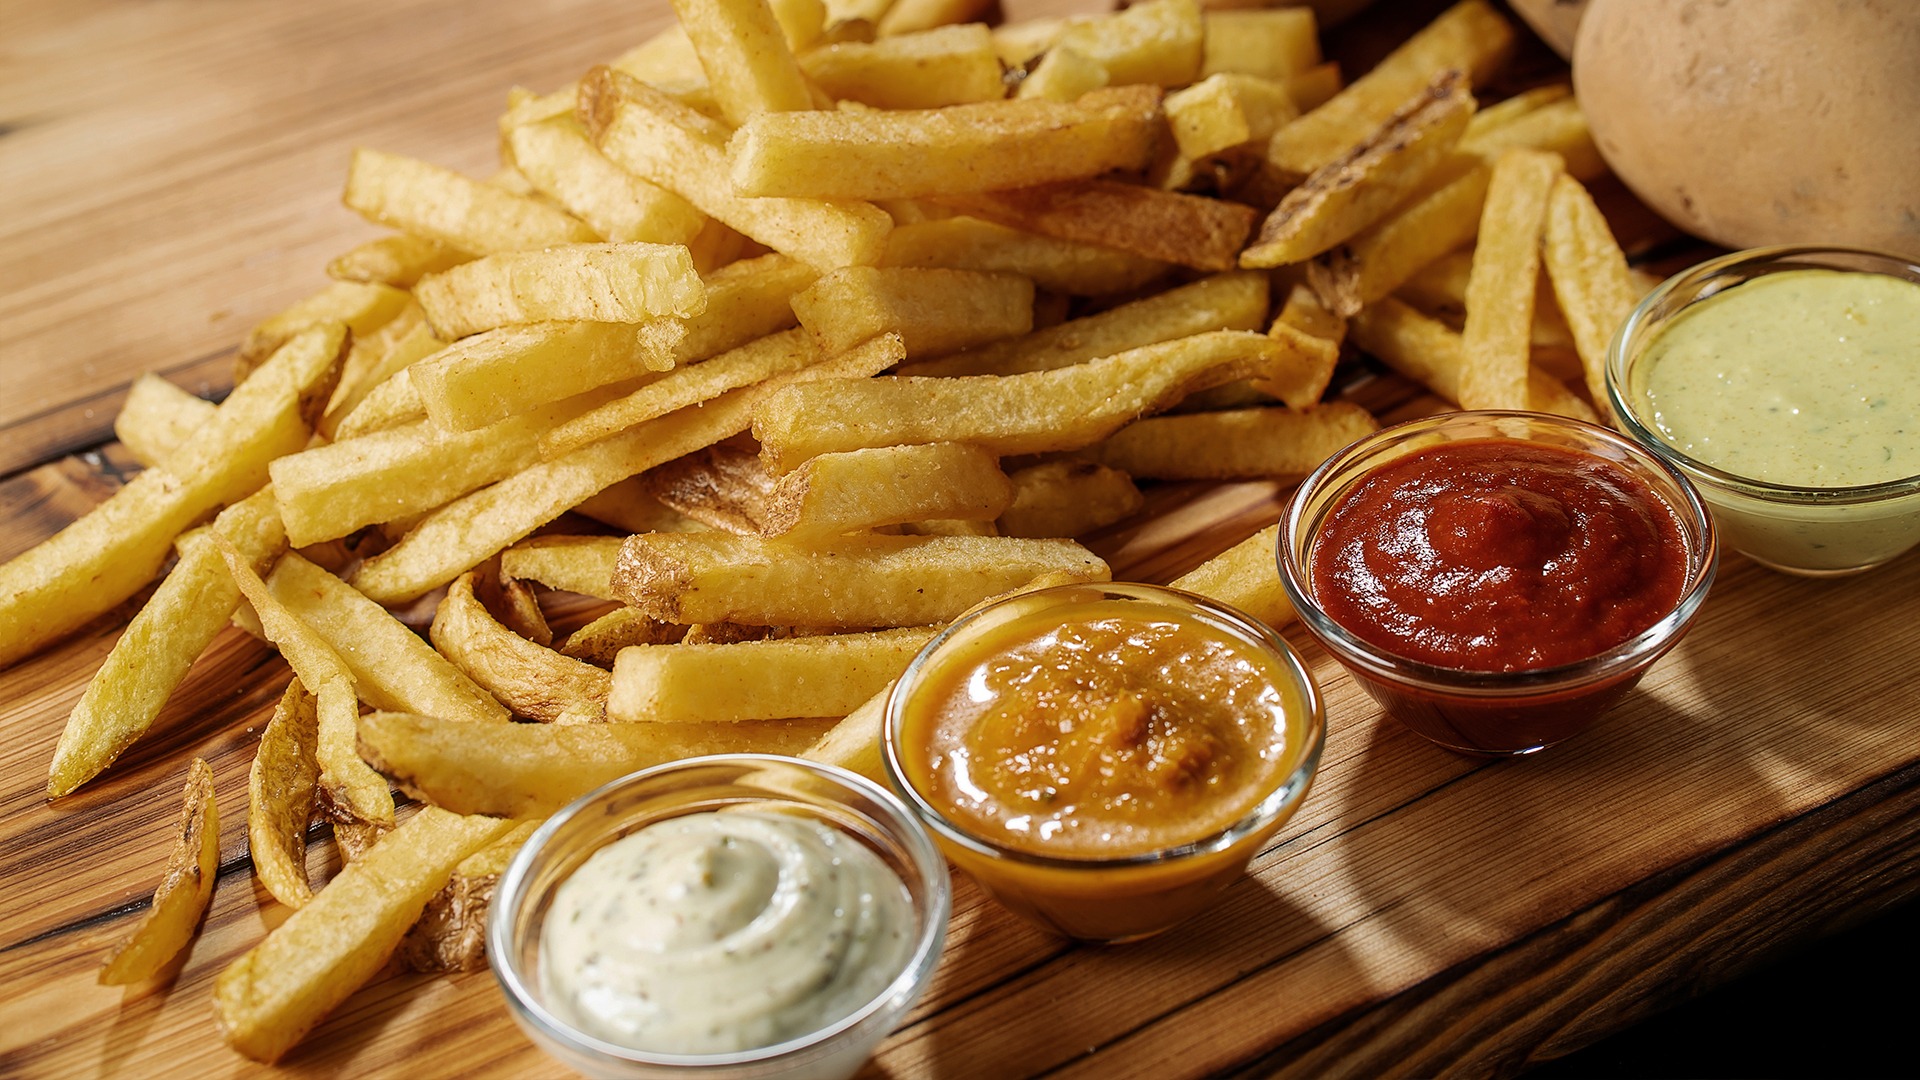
1635, 268, 1920, 488
540, 810, 915, 1055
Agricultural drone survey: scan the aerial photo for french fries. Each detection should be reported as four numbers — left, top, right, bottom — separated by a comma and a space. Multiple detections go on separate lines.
761, 441, 1013, 538
1457, 148, 1564, 411
249, 681, 321, 909
99, 759, 218, 985
344, 148, 598, 254
431, 572, 612, 723
938, 179, 1260, 272
609, 626, 939, 722
1542, 174, 1640, 418
1087, 402, 1379, 480
790, 266, 1034, 357
413, 242, 705, 339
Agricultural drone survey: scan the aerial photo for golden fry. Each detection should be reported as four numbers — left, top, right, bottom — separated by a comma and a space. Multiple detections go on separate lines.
99, 758, 218, 985
249, 680, 321, 909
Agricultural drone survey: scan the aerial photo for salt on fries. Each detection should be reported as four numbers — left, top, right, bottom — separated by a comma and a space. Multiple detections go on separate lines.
0, 0, 1653, 1062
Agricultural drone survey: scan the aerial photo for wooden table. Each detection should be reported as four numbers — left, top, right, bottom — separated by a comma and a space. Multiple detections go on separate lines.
3, 0, 1917, 1076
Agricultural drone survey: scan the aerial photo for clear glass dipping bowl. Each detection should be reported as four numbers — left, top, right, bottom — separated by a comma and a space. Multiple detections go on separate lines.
488, 754, 950, 1080
1607, 245, 1920, 577
1278, 411, 1718, 757
883, 582, 1325, 944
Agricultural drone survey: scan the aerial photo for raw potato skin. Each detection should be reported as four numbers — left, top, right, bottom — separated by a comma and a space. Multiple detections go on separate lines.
1574, 0, 1920, 261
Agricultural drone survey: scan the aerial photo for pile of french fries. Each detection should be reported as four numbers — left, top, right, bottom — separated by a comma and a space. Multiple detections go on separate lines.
0, 0, 1651, 1062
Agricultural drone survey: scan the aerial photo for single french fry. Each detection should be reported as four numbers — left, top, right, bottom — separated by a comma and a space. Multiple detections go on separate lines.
672, 0, 816, 124
801, 23, 1004, 108
540, 328, 819, 459
561, 607, 687, 667
343, 148, 596, 255
213, 808, 514, 1062
882, 215, 1171, 296
0, 325, 344, 670
431, 572, 611, 723
1242, 71, 1473, 268
1201, 8, 1318, 79
906, 270, 1268, 377
500, 536, 627, 600
327, 234, 470, 288
402, 817, 543, 973
938, 179, 1260, 273
407, 321, 684, 433
997, 460, 1144, 538
583, 67, 892, 270
610, 626, 939, 723
763, 442, 1013, 539
1169, 522, 1294, 630
504, 115, 707, 246
727, 85, 1164, 200
1542, 174, 1640, 420
331, 366, 427, 440
1266, 0, 1513, 176
115, 374, 215, 469
248, 680, 320, 909
754, 329, 1322, 471
1048, 0, 1202, 87
1163, 73, 1299, 161
1349, 296, 1596, 421
612, 532, 1107, 627
1457, 148, 1563, 411
1394, 248, 1583, 379
350, 334, 906, 605
991, 15, 1080, 66
267, 553, 510, 725
1087, 403, 1378, 480
359, 712, 836, 819
47, 490, 285, 799
641, 440, 783, 534
99, 758, 218, 985
574, 476, 711, 535
876, 0, 993, 36
237, 282, 411, 380
1014, 45, 1110, 102
791, 267, 1034, 357
413, 243, 705, 340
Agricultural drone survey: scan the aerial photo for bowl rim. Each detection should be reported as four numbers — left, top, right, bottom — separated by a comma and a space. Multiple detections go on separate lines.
880, 580, 1327, 873
1276, 409, 1719, 692
1605, 243, 1920, 504
486, 752, 951, 1070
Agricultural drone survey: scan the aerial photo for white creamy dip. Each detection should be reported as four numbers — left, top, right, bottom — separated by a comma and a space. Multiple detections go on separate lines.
539, 810, 915, 1056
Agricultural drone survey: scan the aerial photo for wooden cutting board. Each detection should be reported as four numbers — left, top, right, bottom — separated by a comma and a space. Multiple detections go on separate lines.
3, 0, 1917, 1076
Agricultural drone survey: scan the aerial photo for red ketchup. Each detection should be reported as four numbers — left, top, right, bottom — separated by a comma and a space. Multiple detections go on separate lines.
1307, 437, 1691, 753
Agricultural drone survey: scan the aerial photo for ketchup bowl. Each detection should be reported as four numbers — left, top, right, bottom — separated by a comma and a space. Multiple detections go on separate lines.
488, 754, 949, 1080
1278, 411, 1717, 757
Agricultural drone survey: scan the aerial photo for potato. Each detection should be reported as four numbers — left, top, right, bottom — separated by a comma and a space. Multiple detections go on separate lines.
761, 442, 1014, 539
609, 626, 939, 723
671, 0, 816, 124
882, 215, 1170, 296
343, 148, 597, 255
431, 572, 611, 723
800, 23, 1004, 108
790, 267, 1034, 357
413, 243, 705, 339
504, 116, 707, 246
248, 680, 321, 910
938, 180, 1260, 273
98, 759, 218, 985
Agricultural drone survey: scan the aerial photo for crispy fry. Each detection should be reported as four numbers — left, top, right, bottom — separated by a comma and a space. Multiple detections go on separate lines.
573, 476, 711, 535
876, 0, 993, 36
1169, 522, 1294, 629
801, 23, 1004, 108
1457, 148, 1563, 411
997, 460, 1144, 538
413, 243, 705, 340
267, 553, 510, 724
431, 572, 611, 723
402, 819, 543, 973
344, 148, 597, 255
1542, 174, 1640, 421
1087, 403, 1378, 480
213, 808, 514, 1062
906, 271, 1268, 377
754, 329, 1322, 471
882, 215, 1171, 296
762, 442, 1013, 539
238, 282, 411, 381
1163, 73, 1299, 162
643, 440, 782, 534
1201, 8, 1319, 79
671, 0, 815, 124
582, 67, 892, 270
249, 680, 321, 909
612, 532, 1108, 627
114, 374, 216, 468
1014, 45, 1110, 103
327, 234, 470, 288
358, 712, 835, 818
728, 86, 1165, 200
1266, 0, 1513, 176
0, 324, 344, 670
791, 267, 1034, 357
99, 758, 218, 985
1242, 71, 1473, 268
504, 115, 707, 246
609, 626, 939, 723
938, 180, 1259, 273
500, 536, 627, 599
1048, 0, 1202, 87
48, 490, 286, 799
561, 607, 687, 667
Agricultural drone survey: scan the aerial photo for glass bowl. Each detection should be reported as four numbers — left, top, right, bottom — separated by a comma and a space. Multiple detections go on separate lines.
1278, 410, 1717, 757
1607, 245, 1920, 577
488, 754, 950, 1080
882, 581, 1325, 944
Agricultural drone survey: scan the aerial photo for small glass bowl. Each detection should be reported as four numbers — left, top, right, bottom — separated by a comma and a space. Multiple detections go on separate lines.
1608, 245, 1920, 577
1278, 411, 1717, 757
882, 582, 1325, 944
488, 754, 950, 1080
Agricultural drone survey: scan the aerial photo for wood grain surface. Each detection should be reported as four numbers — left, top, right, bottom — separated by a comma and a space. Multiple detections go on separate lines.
3, 0, 1918, 1077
